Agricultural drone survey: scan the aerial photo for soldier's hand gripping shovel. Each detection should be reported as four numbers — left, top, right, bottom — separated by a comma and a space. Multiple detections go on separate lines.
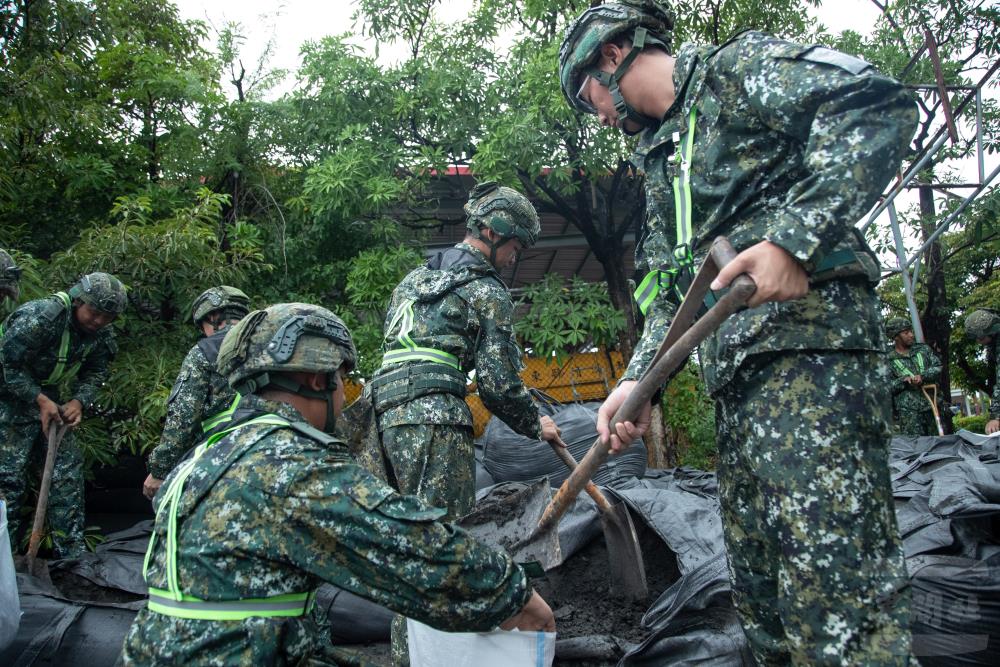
19, 421, 69, 580
516, 237, 756, 598
921, 384, 945, 436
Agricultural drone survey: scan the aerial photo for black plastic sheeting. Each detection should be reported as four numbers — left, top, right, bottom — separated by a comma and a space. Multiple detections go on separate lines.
890, 431, 1000, 665
0, 574, 142, 667
478, 401, 647, 488
5, 430, 999, 666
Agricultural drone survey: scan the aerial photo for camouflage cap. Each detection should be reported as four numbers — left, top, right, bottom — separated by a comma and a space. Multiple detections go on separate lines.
964, 309, 1000, 340
218, 302, 357, 394
464, 181, 540, 248
884, 317, 912, 339
559, 1, 674, 115
191, 285, 251, 326
0, 249, 21, 298
68, 272, 127, 315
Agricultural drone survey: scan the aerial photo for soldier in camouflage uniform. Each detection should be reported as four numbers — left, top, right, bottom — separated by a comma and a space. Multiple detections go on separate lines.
885, 317, 942, 436
121, 302, 554, 666
369, 181, 561, 665
142, 286, 251, 499
0, 249, 21, 304
965, 309, 1000, 434
560, 2, 914, 664
0, 272, 125, 557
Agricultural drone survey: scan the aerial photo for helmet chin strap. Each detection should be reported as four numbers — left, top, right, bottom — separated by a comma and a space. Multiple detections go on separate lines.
589, 26, 667, 135
479, 230, 515, 267
262, 374, 338, 433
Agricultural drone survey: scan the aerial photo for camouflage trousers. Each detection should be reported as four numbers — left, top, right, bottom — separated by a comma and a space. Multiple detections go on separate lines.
893, 408, 939, 437
379, 423, 475, 667
714, 351, 911, 666
0, 401, 86, 558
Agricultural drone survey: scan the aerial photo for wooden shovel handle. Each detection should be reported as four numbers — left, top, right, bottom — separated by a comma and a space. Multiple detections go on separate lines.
26, 422, 68, 565
536, 238, 755, 533
547, 437, 614, 514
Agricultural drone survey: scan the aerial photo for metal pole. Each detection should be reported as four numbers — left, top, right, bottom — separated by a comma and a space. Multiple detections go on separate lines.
887, 201, 926, 342
903, 162, 1000, 269
862, 130, 949, 232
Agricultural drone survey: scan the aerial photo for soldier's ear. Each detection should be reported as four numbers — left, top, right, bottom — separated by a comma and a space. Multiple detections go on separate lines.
600, 42, 622, 67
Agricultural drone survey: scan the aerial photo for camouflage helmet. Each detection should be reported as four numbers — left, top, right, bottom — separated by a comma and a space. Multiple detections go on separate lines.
964, 309, 1000, 340
464, 181, 540, 249
559, 1, 674, 132
884, 317, 912, 340
191, 285, 251, 327
0, 249, 21, 300
218, 302, 357, 395
68, 272, 127, 315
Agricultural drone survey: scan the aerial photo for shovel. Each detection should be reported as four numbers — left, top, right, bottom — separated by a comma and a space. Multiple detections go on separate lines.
547, 434, 648, 600
921, 384, 945, 436
520, 237, 756, 573
19, 421, 68, 579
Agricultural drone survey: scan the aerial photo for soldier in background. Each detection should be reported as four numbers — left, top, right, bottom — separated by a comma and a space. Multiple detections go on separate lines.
121, 302, 554, 666
559, 1, 915, 663
0, 272, 125, 557
142, 286, 250, 499
964, 309, 1000, 434
369, 181, 561, 666
0, 249, 21, 305
885, 317, 941, 436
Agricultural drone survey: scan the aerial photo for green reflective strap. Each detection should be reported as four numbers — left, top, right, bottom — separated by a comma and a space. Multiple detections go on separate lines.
394, 299, 418, 350
672, 109, 697, 265
633, 270, 663, 316
148, 588, 312, 620
143, 414, 292, 601
916, 352, 925, 374
893, 359, 913, 378
383, 347, 460, 370
384, 298, 461, 370
201, 393, 242, 432
41, 292, 72, 386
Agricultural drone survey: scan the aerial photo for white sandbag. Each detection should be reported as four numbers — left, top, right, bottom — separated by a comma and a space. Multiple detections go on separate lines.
0, 500, 21, 651
407, 619, 555, 667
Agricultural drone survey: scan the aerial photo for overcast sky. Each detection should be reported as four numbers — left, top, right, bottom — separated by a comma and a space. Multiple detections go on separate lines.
172, 0, 885, 89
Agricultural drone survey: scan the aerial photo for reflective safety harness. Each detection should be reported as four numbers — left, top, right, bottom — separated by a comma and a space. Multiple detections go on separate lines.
893, 352, 925, 378
381, 298, 461, 370
634, 109, 707, 317
1, 292, 80, 386
200, 393, 241, 433
143, 414, 314, 620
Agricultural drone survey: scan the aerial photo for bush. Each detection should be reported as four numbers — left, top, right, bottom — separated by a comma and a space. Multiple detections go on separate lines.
953, 414, 989, 433
662, 363, 717, 470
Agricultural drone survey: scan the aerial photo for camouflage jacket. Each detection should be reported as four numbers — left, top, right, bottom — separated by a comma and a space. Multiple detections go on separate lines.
0, 294, 116, 414
375, 243, 540, 438
147, 329, 237, 479
127, 394, 531, 665
888, 343, 941, 414
626, 31, 916, 394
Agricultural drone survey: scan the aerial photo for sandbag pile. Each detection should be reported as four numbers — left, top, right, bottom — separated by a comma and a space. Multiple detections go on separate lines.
890, 430, 1000, 665
477, 401, 647, 489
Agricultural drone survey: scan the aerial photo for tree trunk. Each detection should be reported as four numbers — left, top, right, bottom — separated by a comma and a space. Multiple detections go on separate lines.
598, 243, 637, 363
918, 184, 954, 433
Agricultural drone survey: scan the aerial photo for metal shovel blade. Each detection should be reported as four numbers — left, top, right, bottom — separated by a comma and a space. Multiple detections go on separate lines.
458, 479, 562, 571
601, 498, 648, 601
